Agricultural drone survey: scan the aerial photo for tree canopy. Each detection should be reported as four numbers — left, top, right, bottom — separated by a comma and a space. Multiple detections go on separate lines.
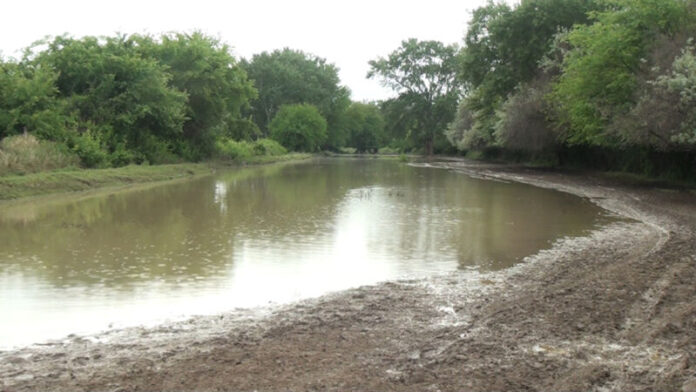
1, 32, 257, 166
242, 48, 350, 149
269, 104, 327, 152
368, 39, 461, 155
344, 102, 385, 153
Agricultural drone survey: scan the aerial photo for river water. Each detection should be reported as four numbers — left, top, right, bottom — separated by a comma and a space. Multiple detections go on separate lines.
0, 158, 613, 348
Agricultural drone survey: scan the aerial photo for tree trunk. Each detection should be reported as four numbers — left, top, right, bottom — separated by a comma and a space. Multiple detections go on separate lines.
425, 137, 434, 157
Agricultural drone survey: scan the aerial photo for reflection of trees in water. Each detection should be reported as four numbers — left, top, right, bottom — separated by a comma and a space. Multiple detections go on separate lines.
449, 178, 605, 270
0, 158, 609, 290
0, 180, 223, 288
0, 159, 410, 288
382, 167, 606, 271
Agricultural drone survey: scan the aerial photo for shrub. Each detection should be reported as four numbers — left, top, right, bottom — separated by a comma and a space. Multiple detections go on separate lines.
70, 131, 110, 168
109, 143, 138, 167
269, 104, 327, 152
215, 138, 253, 160
0, 133, 79, 175
252, 138, 287, 156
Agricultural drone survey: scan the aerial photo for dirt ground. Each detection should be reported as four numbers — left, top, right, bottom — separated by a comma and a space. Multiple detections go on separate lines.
1, 160, 695, 392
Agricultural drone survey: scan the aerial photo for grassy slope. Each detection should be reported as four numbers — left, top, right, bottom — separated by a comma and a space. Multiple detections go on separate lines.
0, 164, 211, 201
0, 153, 313, 201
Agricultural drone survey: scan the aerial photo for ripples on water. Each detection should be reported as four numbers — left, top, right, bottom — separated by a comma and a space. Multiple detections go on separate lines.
0, 158, 613, 348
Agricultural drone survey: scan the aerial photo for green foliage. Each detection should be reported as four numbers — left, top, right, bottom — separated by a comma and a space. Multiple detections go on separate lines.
269, 104, 327, 152
455, 0, 598, 150
445, 101, 475, 151
242, 48, 350, 148
494, 80, 556, 152
0, 163, 210, 200
215, 139, 253, 160
344, 103, 385, 153
550, 0, 690, 145
0, 61, 73, 140
215, 137, 288, 161
225, 118, 262, 141
134, 32, 257, 158
0, 32, 259, 169
369, 39, 461, 154
30, 35, 188, 162
68, 131, 110, 168
252, 138, 287, 156
0, 133, 79, 175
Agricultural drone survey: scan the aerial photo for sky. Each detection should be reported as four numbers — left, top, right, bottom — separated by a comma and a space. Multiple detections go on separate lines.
0, 0, 510, 101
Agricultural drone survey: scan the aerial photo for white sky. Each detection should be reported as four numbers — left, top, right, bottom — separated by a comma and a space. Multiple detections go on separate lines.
0, 0, 510, 101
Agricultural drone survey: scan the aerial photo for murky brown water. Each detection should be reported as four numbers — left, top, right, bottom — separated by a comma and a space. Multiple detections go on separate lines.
0, 158, 613, 348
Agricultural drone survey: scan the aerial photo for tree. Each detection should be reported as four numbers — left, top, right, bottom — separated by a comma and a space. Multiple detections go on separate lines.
242, 48, 350, 148
368, 39, 461, 155
134, 32, 256, 158
0, 61, 72, 140
30, 35, 188, 163
269, 104, 327, 152
455, 0, 598, 150
345, 102, 385, 153
550, 0, 690, 146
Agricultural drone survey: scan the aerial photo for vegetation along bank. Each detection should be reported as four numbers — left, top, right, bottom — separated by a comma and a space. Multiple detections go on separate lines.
2, 0, 694, 183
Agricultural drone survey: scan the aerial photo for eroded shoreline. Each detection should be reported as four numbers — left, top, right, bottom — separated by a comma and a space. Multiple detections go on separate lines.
2, 160, 695, 391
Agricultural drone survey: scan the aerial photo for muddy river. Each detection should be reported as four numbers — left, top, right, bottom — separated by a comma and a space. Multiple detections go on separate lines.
0, 158, 613, 349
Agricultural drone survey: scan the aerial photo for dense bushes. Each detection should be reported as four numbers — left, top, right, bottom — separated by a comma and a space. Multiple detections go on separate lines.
550, 0, 690, 146
215, 138, 287, 161
494, 80, 556, 153
269, 104, 327, 152
0, 32, 256, 169
444, 0, 696, 179
0, 62, 72, 141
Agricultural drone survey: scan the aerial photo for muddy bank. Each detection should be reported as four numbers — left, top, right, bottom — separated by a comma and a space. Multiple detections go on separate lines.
1, 160, 695, 391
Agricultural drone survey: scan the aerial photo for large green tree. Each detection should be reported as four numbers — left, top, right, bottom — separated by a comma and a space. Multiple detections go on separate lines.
242, 48, 350, 148
368, 39, 461, 155
30, 35, 188, 162
344, 102, 385, 153
134, 32, 256, 158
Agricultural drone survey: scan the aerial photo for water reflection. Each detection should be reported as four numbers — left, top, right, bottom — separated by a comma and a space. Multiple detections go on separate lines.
0, 158, 612, 348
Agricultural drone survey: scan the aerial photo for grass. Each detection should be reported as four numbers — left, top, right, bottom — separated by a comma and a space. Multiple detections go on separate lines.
0, 134, 80, 175
235, 152, 312, 165
0, 153, 314, 201
0, 164, 212, 201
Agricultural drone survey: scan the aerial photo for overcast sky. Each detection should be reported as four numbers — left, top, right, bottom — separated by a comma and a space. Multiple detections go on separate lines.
1, 0, 511, 101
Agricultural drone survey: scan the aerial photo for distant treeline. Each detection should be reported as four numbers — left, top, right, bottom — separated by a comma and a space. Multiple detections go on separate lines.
2, 0, 696, 179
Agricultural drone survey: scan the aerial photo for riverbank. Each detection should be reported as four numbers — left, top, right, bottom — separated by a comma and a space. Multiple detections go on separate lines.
0, 153, 311, 201
1, 159, 695, 391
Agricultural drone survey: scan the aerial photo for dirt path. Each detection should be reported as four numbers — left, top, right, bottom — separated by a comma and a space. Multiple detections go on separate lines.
2, 160, 695, 391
